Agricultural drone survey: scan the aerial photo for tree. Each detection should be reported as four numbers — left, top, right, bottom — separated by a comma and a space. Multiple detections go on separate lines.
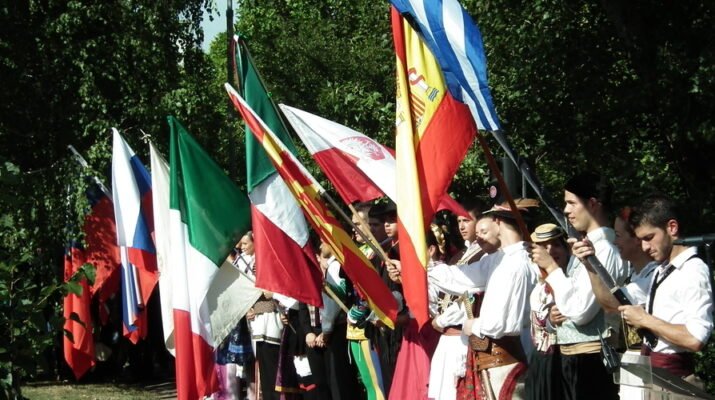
0, 1, 220, 396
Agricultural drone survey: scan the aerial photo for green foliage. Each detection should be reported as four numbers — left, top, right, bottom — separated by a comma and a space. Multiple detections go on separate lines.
0, 161, 55, 400
460, 0, 715, 229
0, 1, 217, 397
1, 0, 714, 395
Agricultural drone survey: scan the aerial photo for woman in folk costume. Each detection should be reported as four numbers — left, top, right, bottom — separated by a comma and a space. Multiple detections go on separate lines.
428, 212, 499, 400
214, 233, 258, 400
524, 224, 569, 400
387, 225, 446, 399
272, 294, 302, 399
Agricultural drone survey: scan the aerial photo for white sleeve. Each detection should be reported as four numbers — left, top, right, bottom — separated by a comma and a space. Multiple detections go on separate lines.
622, 279, 650, 305
274, 293, 299, 310
546, 263, 601, 325
428, 257, 492, 295
596, 242, 629, 286
547, 243, 625, 325
681, 262, 714, 344
471, 257, 532, 338
320, 292, 341, 333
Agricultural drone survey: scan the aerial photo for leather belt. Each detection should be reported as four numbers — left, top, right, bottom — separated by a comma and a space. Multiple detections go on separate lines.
474, 335, 525, 371
443, 326, 462, 336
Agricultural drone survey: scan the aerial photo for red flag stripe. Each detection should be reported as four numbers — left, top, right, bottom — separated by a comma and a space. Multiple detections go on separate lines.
252, 205, 324, 306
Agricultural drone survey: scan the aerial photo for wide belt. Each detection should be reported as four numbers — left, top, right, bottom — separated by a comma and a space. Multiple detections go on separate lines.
642, 347, 695, 377
253, 298, 276, 315
474, 335, 525, 371
560, 341, 601, 355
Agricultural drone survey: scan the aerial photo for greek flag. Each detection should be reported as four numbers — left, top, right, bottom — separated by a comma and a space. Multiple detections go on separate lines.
390, 0, 501, 131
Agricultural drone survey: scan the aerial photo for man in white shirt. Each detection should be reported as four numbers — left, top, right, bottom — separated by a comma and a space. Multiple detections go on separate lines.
583, 193, 713, 379
431, 200, 538, 399
530, 172, 627, 400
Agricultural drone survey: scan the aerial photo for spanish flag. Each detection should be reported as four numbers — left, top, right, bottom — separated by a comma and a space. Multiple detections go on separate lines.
392, 7, 477, 327
226, 84, 398, 328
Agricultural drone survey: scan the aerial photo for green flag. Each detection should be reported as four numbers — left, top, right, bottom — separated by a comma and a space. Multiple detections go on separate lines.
166, 116, 254, 400
235, 36, 300, 191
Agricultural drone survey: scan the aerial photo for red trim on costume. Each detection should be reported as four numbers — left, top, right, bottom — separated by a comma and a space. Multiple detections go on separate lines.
498, 362, 527, 400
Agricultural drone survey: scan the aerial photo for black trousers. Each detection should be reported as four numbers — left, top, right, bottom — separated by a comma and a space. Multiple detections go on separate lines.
560, 352, 619, 400
256, 341, 281, 400
302, 345, 333, 400
525, 348, 563, 400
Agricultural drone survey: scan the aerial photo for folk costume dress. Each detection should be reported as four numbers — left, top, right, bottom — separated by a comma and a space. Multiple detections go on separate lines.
523, 279, 562, 400
427, 241, 485, 400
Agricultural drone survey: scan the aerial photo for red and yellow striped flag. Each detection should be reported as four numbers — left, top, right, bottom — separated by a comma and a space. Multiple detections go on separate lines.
392, 7, 477, 327
226, 84, 398, 328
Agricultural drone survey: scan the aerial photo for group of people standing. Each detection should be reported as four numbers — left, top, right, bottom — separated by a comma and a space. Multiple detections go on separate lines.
211, 171, 713, 400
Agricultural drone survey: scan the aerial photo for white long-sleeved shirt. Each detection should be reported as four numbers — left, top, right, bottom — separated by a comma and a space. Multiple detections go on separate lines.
623, 247, 713, 353
428, 250, 504, 296
545, 227, 628, 325
429, 242, 536, 339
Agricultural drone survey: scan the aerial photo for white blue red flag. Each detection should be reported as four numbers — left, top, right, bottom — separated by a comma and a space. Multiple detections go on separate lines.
390, 0, 501, 131
111, 128, 158, 343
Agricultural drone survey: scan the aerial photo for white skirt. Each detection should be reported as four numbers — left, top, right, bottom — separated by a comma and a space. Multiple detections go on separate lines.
428, 333, 469, 400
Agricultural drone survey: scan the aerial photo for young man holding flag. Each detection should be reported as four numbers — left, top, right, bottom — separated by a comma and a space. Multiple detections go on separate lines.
530, 173, 627, 400
584, 194, 713, 381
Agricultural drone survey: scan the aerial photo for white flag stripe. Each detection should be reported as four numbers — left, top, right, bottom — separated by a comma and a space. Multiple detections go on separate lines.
149, 144, 175, 355
168, 209, 216, 343
111, 129, 142, 246
441, 1, 499, 130
250, 173, 309, 246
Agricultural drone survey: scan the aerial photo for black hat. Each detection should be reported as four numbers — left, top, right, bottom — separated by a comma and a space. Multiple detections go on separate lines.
369, 201, 396, 218
564, 172, 612, 210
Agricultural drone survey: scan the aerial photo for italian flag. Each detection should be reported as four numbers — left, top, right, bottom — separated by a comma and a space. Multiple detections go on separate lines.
235, 36, 323, 306
167, 116, 251, 400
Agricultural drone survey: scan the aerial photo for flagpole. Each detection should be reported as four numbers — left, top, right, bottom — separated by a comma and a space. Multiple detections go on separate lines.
323, 284, 350, 314
486, 129, 658, 346
67, 145, 112, 198
227, 82, 392, 266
